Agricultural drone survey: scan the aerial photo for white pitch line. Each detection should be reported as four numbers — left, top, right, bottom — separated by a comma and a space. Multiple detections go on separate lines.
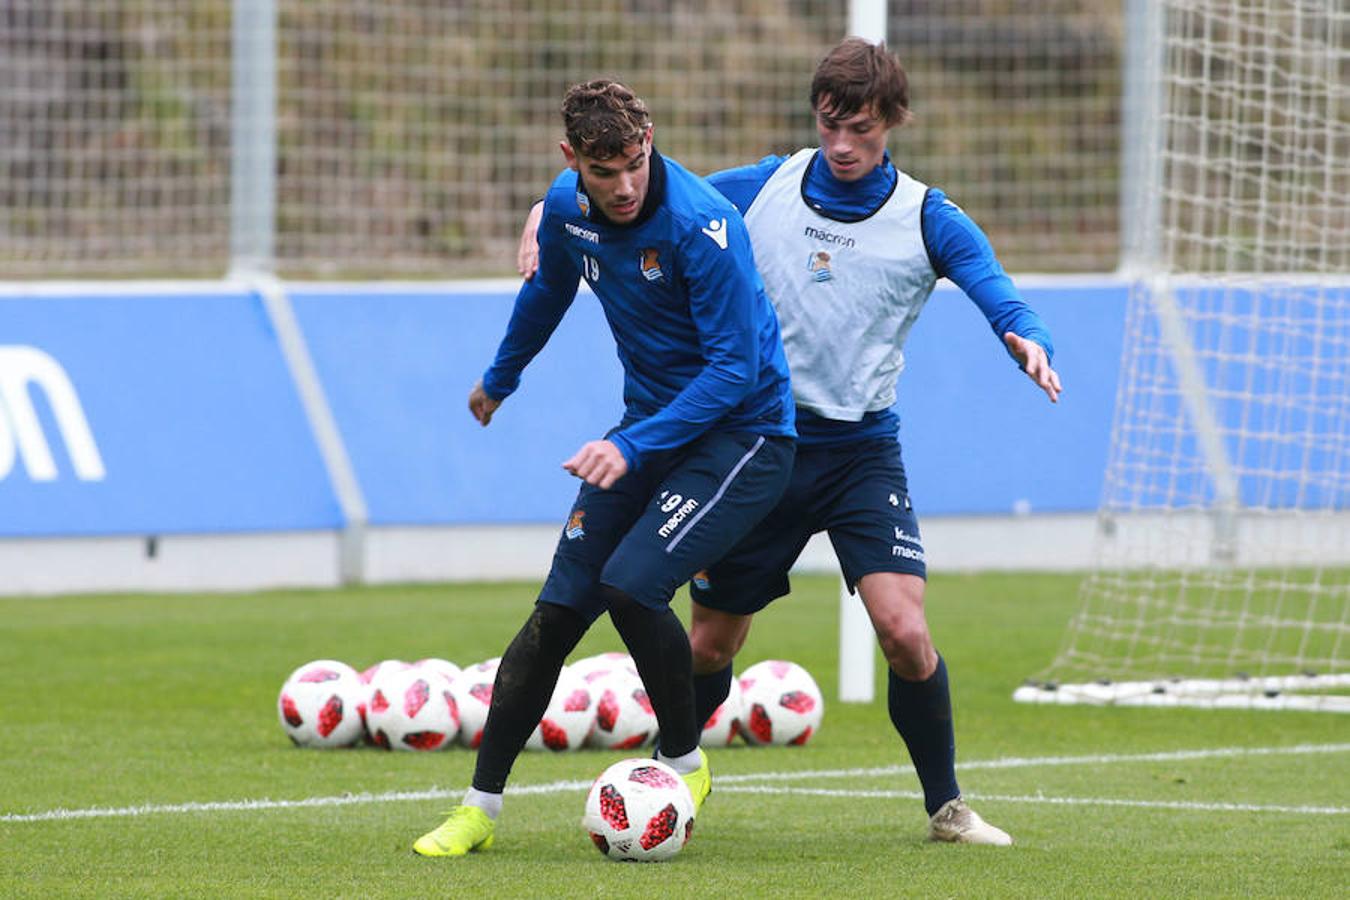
716, 741, 1350, 784
0, 790, 461, 824
3, 742, 1346, 825
718, 786, 1349, 816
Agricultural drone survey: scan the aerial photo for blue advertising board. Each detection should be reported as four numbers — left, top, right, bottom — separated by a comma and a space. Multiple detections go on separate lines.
294, 278, 1125, 525
0, 290, 341, 536
291, 285, 623, 526
898, 278, 1127, 515
0, 277, 1135, 538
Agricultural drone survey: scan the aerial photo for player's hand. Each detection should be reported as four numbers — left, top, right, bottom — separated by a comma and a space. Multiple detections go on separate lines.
468, 380, 502, 426
1003, 332, 1062, 403
516, 201, 545, 279
562, 439, 628, 489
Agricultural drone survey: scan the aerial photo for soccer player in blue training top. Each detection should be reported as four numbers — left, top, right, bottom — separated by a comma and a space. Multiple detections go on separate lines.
518, 39, 1062, 845
412, 79, 796, 858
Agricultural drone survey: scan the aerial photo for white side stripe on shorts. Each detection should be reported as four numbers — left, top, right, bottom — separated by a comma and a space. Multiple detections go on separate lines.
664, 435, 766, 553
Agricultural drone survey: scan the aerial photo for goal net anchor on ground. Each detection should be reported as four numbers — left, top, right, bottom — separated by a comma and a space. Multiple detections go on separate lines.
1014, 673, 1350, 713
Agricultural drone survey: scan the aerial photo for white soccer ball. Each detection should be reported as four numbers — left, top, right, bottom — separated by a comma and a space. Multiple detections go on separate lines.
582, 758, 695, 862
526, 666, 595, 752
568, 651, 638, 685
356, 659, 410, 739
359, 659, 410, 684
587, 666, 658, 750
700, 673, 744, 747
411, 657, 461, 684
738, 660, 824, 746
450, 657, 500, 748
277, 659, 365, 748
366, 664, 460, 751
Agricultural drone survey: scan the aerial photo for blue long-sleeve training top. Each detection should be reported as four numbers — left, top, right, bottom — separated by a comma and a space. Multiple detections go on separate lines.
481, 150, 795, 469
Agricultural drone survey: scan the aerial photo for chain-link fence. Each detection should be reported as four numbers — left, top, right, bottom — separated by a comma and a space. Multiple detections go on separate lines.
2, 0, 1123, 279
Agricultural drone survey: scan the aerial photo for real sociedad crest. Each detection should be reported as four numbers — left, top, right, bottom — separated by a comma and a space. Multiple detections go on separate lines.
565, 509, 586, 540
807, 250, 833, 282
639, 247, 664, 282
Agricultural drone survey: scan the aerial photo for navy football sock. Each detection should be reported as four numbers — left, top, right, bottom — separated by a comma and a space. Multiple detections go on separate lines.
887, 655, 960, 816
604, 586, 699, 758
650, 664, 729, 755
693, 664, 734, 730
471, 602, 588, 794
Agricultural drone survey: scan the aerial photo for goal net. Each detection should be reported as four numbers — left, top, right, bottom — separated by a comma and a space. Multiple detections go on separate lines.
1016, 0, 1350, 712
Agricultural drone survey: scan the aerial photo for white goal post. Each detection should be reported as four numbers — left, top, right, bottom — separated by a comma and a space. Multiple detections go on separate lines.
835, 0, 887, 705
1016, 0, 1349, 713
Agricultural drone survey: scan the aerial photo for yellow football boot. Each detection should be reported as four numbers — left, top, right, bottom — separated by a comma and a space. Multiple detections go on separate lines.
681, 748, 712, 817
412, 806, 496, 857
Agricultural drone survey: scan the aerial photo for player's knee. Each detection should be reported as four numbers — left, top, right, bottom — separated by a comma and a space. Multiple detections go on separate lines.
601, 584, 641, 625
688, 624, 742, 673
689, 640, 734, 674
877, 618, 933, 678
499, 601, 589, 680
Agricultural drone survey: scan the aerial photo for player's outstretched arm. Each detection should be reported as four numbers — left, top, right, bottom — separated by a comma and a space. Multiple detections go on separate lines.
1003, 332, 1063, 403
468, 379, 503, 426
517, 201, 545, 280
562, 439, 628, 489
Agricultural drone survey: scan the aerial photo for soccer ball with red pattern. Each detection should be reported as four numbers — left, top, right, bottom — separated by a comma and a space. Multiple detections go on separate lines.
365, 664, 460, 750
411, 657, 461, 684
277, 659, 365, 748
586, 666, 657, 750
526, 665, 595, 751
359, 658, 410, 686
568, 651, 637, 684
738, 659, 824, 746
356, 659, 410, 740
582, 758, 695, 862
449, 657, 500, 748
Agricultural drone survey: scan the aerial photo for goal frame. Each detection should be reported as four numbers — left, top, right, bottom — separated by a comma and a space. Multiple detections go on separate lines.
1013, 0, 1349, 713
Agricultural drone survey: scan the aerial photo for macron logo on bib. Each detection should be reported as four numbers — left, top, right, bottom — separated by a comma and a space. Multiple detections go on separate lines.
701, 218, 728, 249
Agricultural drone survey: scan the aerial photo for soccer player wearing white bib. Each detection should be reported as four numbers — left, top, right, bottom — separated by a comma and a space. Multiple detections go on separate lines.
519, 40, 1061, 845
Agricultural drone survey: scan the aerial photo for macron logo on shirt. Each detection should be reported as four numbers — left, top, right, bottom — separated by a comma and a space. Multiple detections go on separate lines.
701, 218, 728, 250
565, 222, 600, 244
803, 225, 857, 248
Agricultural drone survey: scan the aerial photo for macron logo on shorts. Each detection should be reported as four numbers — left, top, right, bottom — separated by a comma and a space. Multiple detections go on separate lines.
664, 436, 767, 554
894, 527, 922, 546
657, 491, 699, 539
892, 526, 925, 563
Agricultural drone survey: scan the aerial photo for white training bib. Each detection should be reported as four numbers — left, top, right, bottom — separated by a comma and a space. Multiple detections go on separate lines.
743, 149, 937, 420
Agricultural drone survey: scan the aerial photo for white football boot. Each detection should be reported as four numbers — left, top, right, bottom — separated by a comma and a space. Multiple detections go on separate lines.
926, 797, 1013, 845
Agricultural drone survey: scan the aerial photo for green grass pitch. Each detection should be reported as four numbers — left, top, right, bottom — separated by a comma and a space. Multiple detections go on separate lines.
3, 572, 1346, 898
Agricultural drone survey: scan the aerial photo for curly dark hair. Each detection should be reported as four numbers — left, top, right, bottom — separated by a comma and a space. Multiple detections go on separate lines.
810, 38, 911, 127
562, 79, 651, 159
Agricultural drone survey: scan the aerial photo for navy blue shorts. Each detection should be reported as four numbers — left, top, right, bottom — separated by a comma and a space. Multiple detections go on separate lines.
538, 430, 794, 623
690, 437, 926, 615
